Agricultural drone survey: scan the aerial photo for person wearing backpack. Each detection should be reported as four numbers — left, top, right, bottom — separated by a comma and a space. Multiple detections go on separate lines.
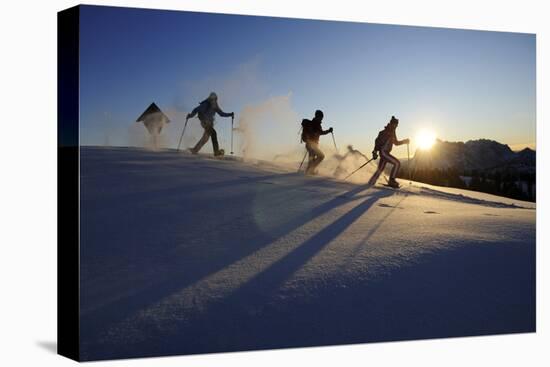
301, 110, 333, 175
368, 116, 409, 188
187, 92, 234, 156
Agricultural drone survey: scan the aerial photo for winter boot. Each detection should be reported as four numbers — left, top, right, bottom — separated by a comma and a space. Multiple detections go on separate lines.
388, 178, 400, 188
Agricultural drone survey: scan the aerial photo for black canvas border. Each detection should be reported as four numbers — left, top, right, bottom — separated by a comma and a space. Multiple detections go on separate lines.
57, 5, 80, 361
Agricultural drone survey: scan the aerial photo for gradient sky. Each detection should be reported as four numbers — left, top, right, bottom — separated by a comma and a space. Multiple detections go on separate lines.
79, 5, 536, 155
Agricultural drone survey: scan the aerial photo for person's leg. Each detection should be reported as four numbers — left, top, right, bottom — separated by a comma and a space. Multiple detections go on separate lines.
192, 120, 211, 153
305, 142, 315, 173
381, 151, 400, 180
313, 144, 325, 167
309, 143, 325, 173
209, 127, 220, 154
193, 129, 210, 153
368, 158, 387, 185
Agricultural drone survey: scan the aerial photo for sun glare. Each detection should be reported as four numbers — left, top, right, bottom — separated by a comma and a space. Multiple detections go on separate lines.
416, 129, 437, 150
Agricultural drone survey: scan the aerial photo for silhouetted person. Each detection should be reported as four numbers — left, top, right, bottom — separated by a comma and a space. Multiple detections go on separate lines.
187, 92, 234, 156
333, 144, 369, 177
301, 110, 333, 175
368, 116, 409, 188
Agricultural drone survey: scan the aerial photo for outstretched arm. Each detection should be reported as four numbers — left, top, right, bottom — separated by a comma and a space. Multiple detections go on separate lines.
393, 130, 409, 146
395, 137, 410, 146
320, 126, 333, 135
186, 106, 199, 119
216, 106, 234, 118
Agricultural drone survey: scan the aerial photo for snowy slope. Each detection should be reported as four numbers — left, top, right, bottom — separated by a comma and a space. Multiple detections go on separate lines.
79, 146, 535, 361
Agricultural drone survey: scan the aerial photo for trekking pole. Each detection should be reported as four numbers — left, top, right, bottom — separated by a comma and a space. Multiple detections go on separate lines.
230, 115, 234, 155
331, 131, 338, 152
176, 117, 189, 151
407, 143, 411, 184
297, 150, 307, 173
343, 157, 375, 181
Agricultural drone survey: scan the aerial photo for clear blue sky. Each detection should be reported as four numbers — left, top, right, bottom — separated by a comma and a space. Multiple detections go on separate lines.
79, 5, 536, 154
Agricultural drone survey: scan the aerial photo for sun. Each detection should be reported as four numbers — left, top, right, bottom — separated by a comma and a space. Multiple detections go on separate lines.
416, 129, 437, 150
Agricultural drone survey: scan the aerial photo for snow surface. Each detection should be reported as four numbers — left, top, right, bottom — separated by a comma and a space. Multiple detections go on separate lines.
79, 146, 535, 361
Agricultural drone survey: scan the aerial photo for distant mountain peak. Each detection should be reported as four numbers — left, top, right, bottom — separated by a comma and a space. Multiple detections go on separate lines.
410, 138, 535, 173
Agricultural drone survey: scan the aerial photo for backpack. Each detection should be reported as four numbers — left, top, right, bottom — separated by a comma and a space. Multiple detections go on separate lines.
374, 129, 390, 152
300, 119, 312, 143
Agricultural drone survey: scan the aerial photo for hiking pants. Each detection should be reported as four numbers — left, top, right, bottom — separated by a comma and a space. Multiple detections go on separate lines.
193, 120, 220, 153
368, 150, 400, 184
305, 141, 325, 174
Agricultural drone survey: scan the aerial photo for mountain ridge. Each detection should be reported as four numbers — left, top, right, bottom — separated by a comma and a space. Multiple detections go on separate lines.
409, 138, 535, 173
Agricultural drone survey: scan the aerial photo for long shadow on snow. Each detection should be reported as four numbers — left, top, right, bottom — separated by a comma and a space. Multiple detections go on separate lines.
80, 176, 382, 351
82, 191, 393, 360
106, 230, 534, 360
339, 190, 410, 271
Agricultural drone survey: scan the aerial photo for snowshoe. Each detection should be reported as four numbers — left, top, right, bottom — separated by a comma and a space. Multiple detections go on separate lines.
382, 184, 399, 190
305, 168, 319, 176
385, 179, 400, 189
